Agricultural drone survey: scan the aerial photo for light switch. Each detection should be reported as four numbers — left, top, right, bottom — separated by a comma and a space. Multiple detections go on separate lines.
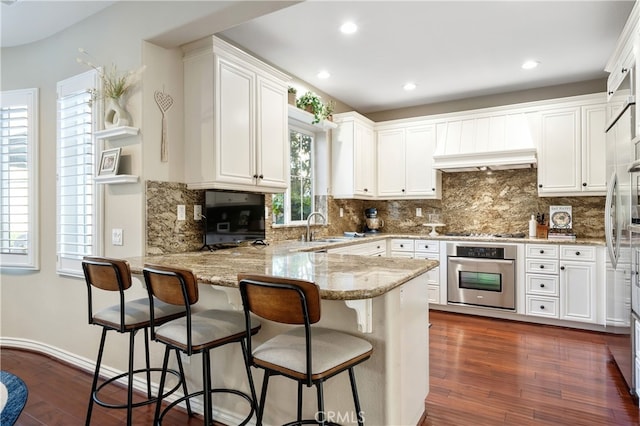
177, 205, 186, 221
112, 228, 123, 246
416, 208, 422, 217
194, 204, 202, 221
339, 208, 344, 217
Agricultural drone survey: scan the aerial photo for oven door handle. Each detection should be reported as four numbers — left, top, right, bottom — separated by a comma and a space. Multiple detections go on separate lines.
448, 257, 514, 265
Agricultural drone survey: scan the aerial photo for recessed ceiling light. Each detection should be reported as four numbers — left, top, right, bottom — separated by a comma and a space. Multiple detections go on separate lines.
403, 82, 417, 91
317, 70, 331, 79
522, 60, 540, 70
340, 22, 358, 34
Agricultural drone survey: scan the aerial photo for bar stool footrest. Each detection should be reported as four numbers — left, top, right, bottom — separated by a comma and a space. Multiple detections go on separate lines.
93, 368, 182, 409
158, 388, 255, 426
282, 421, 341, 426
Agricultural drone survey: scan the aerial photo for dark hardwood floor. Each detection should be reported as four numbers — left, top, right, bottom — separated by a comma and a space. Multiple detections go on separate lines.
1, 310, 638, 425
422, 311, 639, 426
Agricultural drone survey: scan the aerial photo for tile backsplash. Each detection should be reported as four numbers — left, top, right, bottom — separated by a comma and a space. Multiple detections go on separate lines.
146, 170, 605, 253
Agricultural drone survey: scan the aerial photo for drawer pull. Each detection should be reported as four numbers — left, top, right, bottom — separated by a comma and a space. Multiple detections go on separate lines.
540, 284, 545, 288
540, 305, 545, 310
539, 249, 545, 254
575, 251, 580, 256
539, 265, 544, 269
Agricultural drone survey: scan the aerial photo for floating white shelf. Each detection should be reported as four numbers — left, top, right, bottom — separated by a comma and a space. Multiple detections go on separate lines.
94, 174, 139, 184
288, 104, 337, 130
94, 126, 139, 141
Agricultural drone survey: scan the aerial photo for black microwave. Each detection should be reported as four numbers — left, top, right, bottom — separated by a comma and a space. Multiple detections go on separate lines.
203, 191, 265, 245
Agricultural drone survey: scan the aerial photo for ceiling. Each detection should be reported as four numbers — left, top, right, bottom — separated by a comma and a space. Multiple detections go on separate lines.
2, 1, 636, 114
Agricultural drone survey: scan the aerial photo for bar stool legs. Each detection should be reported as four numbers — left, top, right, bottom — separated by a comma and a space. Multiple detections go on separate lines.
86, 327, 190, 426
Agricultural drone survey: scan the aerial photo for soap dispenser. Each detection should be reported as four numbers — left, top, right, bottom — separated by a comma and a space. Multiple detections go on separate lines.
528, 215, 537, 238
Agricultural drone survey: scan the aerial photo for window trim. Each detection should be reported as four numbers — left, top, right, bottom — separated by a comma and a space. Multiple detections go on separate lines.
273, 124, 316, 226
0, 88, 39, 270
56, 70, 102, 277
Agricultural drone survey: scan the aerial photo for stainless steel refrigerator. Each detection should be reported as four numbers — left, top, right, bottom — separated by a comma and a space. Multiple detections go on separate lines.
605, 66, 636, 400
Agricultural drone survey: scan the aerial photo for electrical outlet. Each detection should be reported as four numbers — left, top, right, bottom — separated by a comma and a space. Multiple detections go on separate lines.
194, 205, 202, 221
416, 208, 422, 217
177, 205, 186, 221
112, 228, 123, 246
339, 208, 344, 217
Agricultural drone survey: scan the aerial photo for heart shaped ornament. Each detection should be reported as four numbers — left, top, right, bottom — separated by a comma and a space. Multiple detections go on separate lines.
154, 90, 174, 162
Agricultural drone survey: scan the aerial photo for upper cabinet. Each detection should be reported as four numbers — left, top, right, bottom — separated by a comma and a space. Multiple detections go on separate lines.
183, 36, 290, 192
536, 95, 607, 196
332, 112, 376, 199
377, 123, 441, 199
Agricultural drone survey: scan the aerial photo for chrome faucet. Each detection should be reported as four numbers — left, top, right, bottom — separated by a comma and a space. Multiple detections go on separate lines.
306, 211, 326, 242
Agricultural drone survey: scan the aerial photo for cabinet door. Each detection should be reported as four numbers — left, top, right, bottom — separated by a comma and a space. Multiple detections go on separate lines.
354, 122, 376, 197
256, 76, 288, 190
215, 55, 256, 187
560, 261, 597, 323
581, 104, 607, 194
377, 129, 406, 197
537, 108, 581, 194
405, 125, 437, 197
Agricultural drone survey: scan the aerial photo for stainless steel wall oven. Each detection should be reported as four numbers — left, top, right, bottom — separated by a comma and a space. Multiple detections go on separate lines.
447, 242, 516, 310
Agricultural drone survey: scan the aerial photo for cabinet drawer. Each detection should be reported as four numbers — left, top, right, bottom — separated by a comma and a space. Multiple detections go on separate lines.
526, 295, 559, 318
526, 274, 559, 296
526, 259, 559, 274
414, 239, 439, 253
414, 253, 438, 261
526, 244, 559, 259
560, 245, 595, 261
391, 252, 414, 259
391, 239, 414, 252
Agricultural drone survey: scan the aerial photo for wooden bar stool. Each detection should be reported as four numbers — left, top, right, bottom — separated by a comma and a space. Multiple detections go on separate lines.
143, 264, 261, 425
82, 256, 191, 426
238, 274, 373, 426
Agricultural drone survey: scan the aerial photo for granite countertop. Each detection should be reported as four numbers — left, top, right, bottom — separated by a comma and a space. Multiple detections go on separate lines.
126, 245, 437, 301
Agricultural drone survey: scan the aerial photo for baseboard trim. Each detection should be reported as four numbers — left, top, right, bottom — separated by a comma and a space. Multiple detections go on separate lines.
0, 337, 255, 425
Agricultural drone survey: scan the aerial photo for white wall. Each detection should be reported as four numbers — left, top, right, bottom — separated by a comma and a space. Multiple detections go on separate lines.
0, 1, 279, 374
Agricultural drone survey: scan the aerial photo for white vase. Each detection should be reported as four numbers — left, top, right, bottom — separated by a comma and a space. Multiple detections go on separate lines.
104, 98, 131, 128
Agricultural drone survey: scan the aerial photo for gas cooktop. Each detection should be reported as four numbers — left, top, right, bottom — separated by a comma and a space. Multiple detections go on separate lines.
444, 232, 526, 238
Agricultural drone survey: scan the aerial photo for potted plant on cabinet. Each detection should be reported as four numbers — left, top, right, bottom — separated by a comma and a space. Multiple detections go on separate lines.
296, 91, 325, 124
288, 86, 297, 106
323, 99, 335, 122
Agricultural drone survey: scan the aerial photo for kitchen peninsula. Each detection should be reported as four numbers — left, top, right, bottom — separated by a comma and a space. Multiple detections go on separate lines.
126, 243, 437, 425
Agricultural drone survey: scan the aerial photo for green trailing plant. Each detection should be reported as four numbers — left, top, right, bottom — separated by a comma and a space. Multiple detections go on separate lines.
287, 86, 297, 94
296, 91, 325, 124
323, 99, 336, 121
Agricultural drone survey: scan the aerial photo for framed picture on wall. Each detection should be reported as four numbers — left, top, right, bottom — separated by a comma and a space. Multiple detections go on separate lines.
98, 147, 121, 176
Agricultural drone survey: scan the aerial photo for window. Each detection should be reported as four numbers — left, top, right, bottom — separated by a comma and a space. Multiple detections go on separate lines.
273, 127, 314, 225
0, 88, 38, 269
56, 70, 101, 276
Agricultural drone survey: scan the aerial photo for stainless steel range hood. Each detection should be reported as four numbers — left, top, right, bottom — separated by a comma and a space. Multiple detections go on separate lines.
433, 111, 537, 172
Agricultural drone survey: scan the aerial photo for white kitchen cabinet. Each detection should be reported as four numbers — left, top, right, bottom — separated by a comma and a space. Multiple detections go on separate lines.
536, 98, 607, 196
560, 260, 597, 323
332, 112, 376, 199
525, 243, 560, 318
183, 36, 290, 192
376, 124, 441, 199
414, 239, 441, 305
559, 245, 599, 324
525, 243, 601, 324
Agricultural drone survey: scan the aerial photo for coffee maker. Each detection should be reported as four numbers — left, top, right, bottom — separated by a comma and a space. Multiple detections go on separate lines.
364, 208, 384, 234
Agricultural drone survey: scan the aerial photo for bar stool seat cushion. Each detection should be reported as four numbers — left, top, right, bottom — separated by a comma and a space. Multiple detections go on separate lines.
155, 309, 260, 350
253, 327, 372, 379
94, 297, 186, 330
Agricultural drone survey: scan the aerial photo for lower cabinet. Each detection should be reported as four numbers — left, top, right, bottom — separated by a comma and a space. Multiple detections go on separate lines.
525, 244, 600, 324
389, 238, 442, 304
